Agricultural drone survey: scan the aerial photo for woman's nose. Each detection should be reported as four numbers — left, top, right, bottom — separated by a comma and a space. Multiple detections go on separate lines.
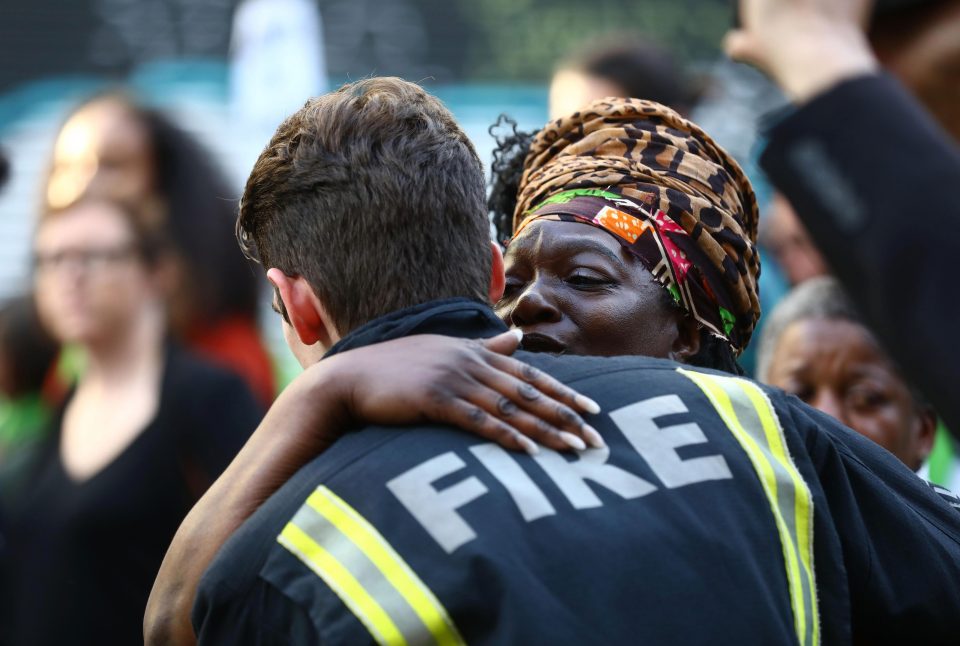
509, 281, 561, 327
811, 390, 848, 427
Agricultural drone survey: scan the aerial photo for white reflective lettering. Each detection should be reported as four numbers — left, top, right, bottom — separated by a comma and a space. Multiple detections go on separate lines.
533, 446, 657, 509
469, 443, 556, 522
387, 452, 488, 553
610, 395, 733, 488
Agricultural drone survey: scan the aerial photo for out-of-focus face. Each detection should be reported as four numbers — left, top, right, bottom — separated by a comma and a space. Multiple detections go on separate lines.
46, 98, 156, 211
871, 1, 960, 141
548, 68, 625, 121
763, 193, 828, 287
33, 202, 153, 346
765, 317, 935, 470
495, 219, 684, 358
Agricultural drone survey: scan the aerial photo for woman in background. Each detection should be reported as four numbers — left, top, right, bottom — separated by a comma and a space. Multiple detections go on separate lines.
45, 93, 275, 405
3, 198, 262, 646
548, 36, 703, 120
757, 276, 947, 477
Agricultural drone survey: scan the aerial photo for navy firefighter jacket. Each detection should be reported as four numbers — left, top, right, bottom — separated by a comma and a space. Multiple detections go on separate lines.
194, 298, 960, 646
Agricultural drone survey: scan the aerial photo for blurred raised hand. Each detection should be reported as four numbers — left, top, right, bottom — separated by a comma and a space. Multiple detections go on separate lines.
725, 0, 877, 101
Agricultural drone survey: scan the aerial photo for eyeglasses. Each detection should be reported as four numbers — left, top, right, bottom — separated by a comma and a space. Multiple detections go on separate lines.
33, 245, 139, 275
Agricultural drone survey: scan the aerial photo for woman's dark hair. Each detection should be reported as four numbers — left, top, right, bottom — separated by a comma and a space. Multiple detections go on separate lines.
138, 105, 260, 323
60, 93, 261, 328
0, 295, 58, 397
569, 39, 702, 115
488, 115, 534, 245
554, 36, 703, 116
488, 115, 742, 375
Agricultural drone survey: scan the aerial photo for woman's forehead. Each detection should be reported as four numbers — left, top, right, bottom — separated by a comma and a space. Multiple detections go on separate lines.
35, 203, 134, 248
507, 219, 625, 259
778, 317, 895, 374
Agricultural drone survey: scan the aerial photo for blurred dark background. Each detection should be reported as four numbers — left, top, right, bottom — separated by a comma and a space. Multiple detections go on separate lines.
0, 0, 730, 90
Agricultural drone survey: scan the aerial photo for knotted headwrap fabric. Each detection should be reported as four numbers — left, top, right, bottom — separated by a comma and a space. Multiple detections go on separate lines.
512, 97, 760, 354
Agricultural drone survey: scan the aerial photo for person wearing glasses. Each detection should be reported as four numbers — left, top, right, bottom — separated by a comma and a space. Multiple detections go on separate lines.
1, 197, 263, 646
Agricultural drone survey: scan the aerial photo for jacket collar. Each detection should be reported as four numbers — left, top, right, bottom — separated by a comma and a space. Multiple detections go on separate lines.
323, 298, 508, 359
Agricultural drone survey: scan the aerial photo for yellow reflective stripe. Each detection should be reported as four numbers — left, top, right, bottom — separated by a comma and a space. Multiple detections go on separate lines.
679, 368, 818, 646
305, 487, 466, 646
278, 522, 405, 646
680, 371, 805, 631
740, 381, 819, 646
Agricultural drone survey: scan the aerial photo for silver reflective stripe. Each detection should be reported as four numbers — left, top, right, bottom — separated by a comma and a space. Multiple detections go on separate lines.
288, 503, 427, 643
278, 486, 466, 646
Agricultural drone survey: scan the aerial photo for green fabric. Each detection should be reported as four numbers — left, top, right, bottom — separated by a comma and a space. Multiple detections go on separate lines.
668, 283, 681, 304
533, 188, 623, 211
719, 307, 736, 336
0, 393, 52, 502
0, 393, 51, 448
57, 343, 87, 382
927, 423, 955, 487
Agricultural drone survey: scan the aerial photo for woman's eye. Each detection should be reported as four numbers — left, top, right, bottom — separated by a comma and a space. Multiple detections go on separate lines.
848, 387, 889, 410
565, 270, 612, 289
501, 279, 525, 299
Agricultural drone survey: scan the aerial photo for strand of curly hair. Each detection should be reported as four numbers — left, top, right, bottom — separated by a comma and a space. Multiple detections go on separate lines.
488, 114, 535, 245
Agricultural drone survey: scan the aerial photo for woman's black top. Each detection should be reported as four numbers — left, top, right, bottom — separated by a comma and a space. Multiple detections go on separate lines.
2, 345, 263, 646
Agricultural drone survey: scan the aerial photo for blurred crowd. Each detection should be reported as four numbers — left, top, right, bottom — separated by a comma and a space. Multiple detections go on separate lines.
0, 0, 958, 644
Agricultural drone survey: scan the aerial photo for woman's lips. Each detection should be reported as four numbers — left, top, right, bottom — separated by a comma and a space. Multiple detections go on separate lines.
519, 332, 567, 354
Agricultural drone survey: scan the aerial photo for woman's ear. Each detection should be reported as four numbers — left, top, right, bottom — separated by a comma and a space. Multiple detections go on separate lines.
488, 241, 506, 304
669, 315, 702, 363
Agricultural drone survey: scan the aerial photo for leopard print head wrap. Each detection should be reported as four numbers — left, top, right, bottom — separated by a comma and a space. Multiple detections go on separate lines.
512, 97, 760, 354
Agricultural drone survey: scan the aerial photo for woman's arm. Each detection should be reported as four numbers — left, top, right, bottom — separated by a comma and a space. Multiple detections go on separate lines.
144, 330, 600, 645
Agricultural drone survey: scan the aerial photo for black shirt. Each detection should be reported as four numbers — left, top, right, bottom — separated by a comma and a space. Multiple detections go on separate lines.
196, 299, 960, 645
3, 345, 263, 646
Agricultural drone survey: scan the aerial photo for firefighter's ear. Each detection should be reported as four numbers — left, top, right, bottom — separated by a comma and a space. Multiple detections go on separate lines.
488, 241, 505, 303
267, 268, 339, 354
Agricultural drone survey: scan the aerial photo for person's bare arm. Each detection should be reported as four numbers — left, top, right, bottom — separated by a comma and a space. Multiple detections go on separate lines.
725, 0, 878, 102
144, 331, 601, 645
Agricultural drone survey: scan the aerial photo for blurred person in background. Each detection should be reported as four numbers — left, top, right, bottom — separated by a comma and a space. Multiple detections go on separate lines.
869, 0, 960, 142
0, 295, 58, 646
727, 0, 960, 436
0, 155, 56, 646
0, 294, 59, 503
761, 191, 829, 286
2, 197, 262, 646
757, 277, 940, 473
45, 93, 275, 406
548, 35, 703, 120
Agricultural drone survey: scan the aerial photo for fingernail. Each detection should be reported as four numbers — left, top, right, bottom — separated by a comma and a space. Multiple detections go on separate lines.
517, 435, 540, 456
575, 394, 601, 415
558, 431, 587, 451
582, 424, 606, 449
510, 328, 523, 342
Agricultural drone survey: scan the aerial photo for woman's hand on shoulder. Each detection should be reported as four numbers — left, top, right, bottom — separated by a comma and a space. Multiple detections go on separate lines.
309, 330, 604, 454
